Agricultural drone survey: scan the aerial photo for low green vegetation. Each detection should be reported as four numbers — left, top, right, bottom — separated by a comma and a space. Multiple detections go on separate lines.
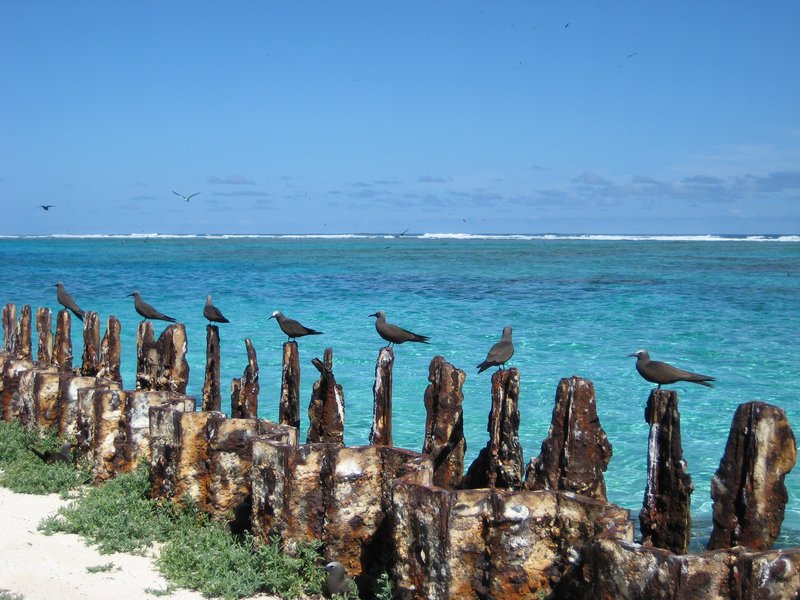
39, 465, 179, 554
85, 562, 117, 573
0, 421, 87, 494
0, 590, 25, 600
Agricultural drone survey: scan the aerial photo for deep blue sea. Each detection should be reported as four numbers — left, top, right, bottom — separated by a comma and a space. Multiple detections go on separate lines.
2, 233, 799, 549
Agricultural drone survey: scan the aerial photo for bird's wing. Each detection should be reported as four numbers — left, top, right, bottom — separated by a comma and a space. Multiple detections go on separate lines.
187, 192, 201, 200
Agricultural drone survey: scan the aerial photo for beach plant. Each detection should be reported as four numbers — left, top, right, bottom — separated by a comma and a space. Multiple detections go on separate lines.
0, 421, 87, 494
158, 530, 325, 600
85, 562, 117, 573
374, 571, 395, 600
143, 584, 177, 597
0, 591, 25, 600
38, 464, 178, 554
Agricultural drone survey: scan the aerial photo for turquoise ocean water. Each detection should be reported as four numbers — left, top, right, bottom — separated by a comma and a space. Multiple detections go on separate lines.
1, 234, 799, 548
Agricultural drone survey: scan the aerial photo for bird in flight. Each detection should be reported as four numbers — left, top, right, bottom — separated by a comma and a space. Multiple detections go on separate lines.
626, 52, 639, 58
172, 190, 201, 202
39, 204, 54, 211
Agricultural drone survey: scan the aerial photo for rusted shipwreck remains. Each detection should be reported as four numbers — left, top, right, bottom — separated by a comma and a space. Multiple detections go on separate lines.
1, 302, 798, 600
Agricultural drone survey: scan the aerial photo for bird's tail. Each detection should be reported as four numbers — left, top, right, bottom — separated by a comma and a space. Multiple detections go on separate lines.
28, 447, 47, 461
688, 374, 715, 387
476, 361, 490, 373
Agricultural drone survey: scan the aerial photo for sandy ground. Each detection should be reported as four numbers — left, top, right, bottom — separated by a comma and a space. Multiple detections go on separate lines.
0, 486, 280, 600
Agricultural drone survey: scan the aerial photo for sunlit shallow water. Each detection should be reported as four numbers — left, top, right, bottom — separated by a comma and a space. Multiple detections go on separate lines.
2, 234, 798, 547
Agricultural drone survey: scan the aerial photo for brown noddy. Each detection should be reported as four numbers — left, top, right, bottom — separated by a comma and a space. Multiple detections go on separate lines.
269, 310, 323, 341
323, 561, 357, 597
128, 291, 176, 323
476, 326, 514, 373
54, 282, 85, 321
29, 442, 72, 465
628, 349, 715, 389
203, 295, 229, 323
369, 310, 429, 347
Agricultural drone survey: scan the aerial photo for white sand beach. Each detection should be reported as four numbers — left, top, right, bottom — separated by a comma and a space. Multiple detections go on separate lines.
0, 486, 279, 600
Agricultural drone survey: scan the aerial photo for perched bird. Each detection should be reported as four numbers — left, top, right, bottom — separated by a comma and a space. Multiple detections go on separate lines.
128, 291, 176, 323
323, 561, 357, 597
476, 326, 514, 373
39, 204, 54, 211
269, 310, 323, 341
628, 349, 715, 389
28, 442, 72, 465
54, 282, 86, 321
203, 295, 229, 323
369, 311, 429, 347
172, 190, 201, 202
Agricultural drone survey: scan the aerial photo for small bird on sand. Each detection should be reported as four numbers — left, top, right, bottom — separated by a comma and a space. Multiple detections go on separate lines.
476, 326, 514, 373
128, 291, 176, 322
203, 295, 229, 323
54, 282, 86, 321
369, 311, 429, 347
172, 190, 201, 202
628, 349, 715, 389
39, 204, 54, 211
323, 561, 357, 597
28, 442, 72, 465
269, 310, 323, 341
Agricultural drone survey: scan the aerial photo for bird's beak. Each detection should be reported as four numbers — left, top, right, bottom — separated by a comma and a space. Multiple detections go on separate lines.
268, 315, 275, 320
126, 293, 134, 297
627, 352, 638, 357
368, 313, 377, 318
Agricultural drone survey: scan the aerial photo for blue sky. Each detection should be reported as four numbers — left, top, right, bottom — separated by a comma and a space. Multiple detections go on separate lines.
1, 1, 799, 235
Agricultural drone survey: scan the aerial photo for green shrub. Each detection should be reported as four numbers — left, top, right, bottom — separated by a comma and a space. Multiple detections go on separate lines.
39, 465, 175, 554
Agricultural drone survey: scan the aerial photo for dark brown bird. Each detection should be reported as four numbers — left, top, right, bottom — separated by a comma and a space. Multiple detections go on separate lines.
54, 282, 86, 321
476, 326, 514, 373
628, 349, 715, 389
323, 561, 357, 597
203, 295, 229, 323
40, 204, 54, 211
369, 311, 429, 347
29, 442, 72, 465
128, 291, 176, 322
269, 310, 323, 341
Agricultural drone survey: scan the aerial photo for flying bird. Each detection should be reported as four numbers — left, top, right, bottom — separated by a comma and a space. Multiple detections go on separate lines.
54, 282, 86, 321
203, 295, 229, 324
626, 52, 639, 58
476, 326, 514, 373
369, 311, 429, 347
128, 291, 177, 322
269, 310, 323, 341
39, 204, 54, 211
628, 349, 715, 389
172, 190, 201, 202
